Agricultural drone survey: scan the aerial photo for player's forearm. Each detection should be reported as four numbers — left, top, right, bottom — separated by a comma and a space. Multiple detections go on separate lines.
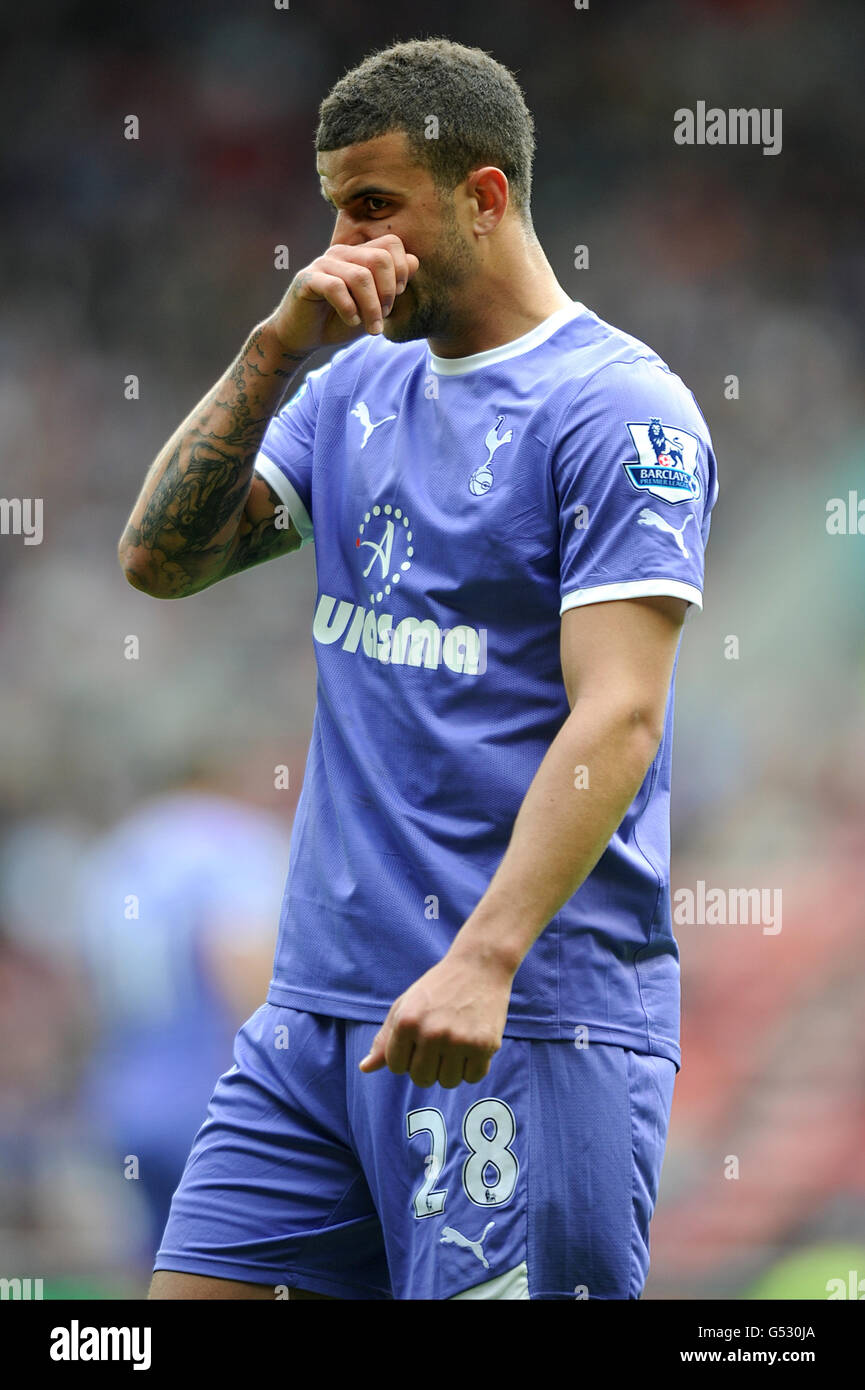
118, 320, 309, 598
447, 697, 664, 978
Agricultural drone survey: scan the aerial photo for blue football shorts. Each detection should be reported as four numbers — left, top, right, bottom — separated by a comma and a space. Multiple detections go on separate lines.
154, 1003, 676, 1299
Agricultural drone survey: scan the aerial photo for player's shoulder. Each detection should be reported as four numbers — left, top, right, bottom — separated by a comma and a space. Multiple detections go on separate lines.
547, 303, 678, 399
544, 303, 710, 441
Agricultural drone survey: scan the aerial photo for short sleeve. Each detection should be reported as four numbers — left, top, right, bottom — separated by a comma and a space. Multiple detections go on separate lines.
553, 357, 718, 615
253, 358, 334, 547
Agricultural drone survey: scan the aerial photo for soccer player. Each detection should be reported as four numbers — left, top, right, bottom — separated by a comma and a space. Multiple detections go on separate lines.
74, 781, 290, 1265
122, 38, 718, 1300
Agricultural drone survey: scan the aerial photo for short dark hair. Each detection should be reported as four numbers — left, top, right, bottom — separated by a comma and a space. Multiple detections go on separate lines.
315, 37, 535, 216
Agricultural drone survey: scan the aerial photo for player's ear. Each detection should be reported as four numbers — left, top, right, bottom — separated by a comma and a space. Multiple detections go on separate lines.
465, 167, 509, 234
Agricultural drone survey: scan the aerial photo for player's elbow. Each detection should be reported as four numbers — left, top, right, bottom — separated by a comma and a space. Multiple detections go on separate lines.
117, 537, 175, 600
623, 701, 666, 758
121, 562, 162, 597
117, 537, 149, 594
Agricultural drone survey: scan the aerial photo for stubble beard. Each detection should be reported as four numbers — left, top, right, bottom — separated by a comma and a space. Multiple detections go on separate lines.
383, 201, 475, 344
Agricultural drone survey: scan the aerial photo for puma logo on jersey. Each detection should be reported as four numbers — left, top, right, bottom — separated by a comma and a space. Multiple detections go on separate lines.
351, 400, 397, 448
440, 1222, 496, 1269
637, 507, 695, 559
469, 415, 513, 495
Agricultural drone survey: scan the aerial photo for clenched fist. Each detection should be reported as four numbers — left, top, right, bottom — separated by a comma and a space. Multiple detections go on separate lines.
269, 234, 420, 357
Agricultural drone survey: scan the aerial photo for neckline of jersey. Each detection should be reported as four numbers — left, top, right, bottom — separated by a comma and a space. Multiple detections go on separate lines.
426, 300, 586, 376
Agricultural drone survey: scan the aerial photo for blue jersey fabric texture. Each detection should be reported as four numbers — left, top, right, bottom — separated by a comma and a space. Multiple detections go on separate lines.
254, 300, 718, 1068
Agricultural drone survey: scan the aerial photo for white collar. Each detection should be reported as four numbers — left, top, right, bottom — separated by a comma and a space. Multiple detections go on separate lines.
428, 300, 585, 376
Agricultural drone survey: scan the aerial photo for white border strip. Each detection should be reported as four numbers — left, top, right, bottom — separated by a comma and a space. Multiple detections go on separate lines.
449, 1261, 531, 1300
254, 452, 313, 546
560, 578, 703, 614
429, 302, 585, 376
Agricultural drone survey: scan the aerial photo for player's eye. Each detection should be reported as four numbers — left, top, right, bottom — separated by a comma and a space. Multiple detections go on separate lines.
365, 198, 390, 214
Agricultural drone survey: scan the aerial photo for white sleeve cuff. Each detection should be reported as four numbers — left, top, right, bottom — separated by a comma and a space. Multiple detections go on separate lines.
560, 578, 703, 614
254, 452, 313, 546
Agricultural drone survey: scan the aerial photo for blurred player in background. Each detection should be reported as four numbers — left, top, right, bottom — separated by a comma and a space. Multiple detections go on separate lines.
75, 778, 289, 1263
119, 38, 717, 1299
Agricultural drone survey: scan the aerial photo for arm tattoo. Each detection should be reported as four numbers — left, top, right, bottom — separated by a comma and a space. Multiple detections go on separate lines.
120, 325, 308, 596
220, 477, 303, 579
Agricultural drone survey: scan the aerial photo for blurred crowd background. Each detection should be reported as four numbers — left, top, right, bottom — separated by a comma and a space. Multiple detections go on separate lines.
1, 0, 864, 1298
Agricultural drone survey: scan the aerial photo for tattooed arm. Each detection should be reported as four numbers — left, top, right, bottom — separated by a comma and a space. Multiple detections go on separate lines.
119, 235, 419, 599
118, 321, 311, 599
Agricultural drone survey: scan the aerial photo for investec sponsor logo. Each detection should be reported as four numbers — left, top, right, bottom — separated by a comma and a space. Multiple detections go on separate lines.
313, 594, 487, 676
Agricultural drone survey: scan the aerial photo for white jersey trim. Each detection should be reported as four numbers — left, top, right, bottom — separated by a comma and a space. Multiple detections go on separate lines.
449, 1261, 531, 1300
428, 302, 585, 377
560, 578, 703, 614
254, 453, 313, 546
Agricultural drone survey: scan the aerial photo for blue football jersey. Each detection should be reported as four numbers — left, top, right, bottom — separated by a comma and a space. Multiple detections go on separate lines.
253, 300, 718, 1066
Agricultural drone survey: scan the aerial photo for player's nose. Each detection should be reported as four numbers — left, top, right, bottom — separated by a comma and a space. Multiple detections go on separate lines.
329, 212, 369, 248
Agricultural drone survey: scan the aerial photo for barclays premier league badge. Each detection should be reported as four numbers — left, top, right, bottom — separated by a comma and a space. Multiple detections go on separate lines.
623, 418, 702, 505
